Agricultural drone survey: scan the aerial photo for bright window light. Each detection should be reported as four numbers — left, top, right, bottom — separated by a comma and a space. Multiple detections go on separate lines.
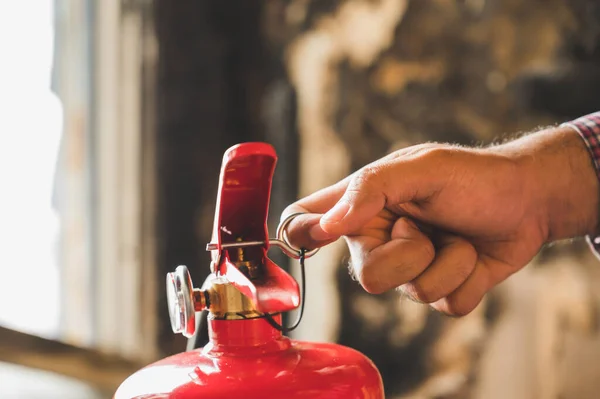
0, 0, 62, 338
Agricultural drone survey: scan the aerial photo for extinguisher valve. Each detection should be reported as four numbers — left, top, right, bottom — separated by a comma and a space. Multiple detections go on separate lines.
165, 144, 323, 338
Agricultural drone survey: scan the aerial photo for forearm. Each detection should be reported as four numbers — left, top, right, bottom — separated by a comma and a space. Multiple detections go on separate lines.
496, 125, 599, 242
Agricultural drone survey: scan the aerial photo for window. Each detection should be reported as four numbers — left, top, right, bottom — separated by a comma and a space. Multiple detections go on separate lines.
0, 0, 158, 395
0, 0, 62, 340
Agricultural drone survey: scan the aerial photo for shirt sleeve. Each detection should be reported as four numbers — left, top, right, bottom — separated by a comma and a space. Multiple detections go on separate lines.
561, 112, 600, 256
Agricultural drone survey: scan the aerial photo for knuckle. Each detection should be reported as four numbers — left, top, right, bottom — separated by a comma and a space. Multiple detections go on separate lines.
352, 166, 381, 189
457, 240, 477, 261
418, 146, 453, 163
401, 242, 435, 280
420, 240, 436, 265
393, 143, 445, 158
451, 244, 477, 281
357, 265, 386, 294
454, 262, 475, 283
445, 296, 478, 317
404, 281, 442, 304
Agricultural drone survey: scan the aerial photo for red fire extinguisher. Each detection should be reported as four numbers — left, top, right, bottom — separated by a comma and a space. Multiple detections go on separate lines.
114, 143, 385, 398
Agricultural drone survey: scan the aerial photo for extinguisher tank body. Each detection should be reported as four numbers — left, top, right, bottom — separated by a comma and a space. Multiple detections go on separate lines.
115, 317, 383, 398
114, 143, 384, 398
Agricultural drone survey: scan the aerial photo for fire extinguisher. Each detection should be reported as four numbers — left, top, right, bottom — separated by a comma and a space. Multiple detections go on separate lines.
114, 143, 385, 399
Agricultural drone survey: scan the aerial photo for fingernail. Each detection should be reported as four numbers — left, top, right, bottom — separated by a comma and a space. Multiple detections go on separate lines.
321, 201, 350, 224
309, 224, 334, 241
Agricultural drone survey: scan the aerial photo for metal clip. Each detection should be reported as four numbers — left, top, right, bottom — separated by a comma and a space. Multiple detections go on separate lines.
206, 213, 319, 260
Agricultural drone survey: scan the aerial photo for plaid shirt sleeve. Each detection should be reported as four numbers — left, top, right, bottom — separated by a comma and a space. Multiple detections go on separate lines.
561, 112, 600, 255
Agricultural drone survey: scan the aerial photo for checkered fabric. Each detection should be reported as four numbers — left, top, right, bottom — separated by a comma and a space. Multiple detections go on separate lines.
561, 112, 600, 254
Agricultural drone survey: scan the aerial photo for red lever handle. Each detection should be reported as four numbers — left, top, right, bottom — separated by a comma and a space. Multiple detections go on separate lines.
209, 143, 300, 314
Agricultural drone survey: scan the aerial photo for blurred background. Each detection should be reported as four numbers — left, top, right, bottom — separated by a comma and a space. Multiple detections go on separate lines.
2, 0, 600, 398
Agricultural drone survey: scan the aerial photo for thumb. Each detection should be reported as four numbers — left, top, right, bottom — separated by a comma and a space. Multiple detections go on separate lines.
319, 148, 447, 236
320, 168, 388, 236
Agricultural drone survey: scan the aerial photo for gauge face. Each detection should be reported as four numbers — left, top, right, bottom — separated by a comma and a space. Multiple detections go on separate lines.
166, 272, 184, 333
166, 266, 196, 337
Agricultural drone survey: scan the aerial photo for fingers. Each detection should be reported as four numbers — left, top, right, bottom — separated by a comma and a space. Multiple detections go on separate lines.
429, 264, 490, 317
280, 210, 338, 250
348, 225, 488, 317
320, 168, 387, 236
319, 155, 444, 237
399, 233, 492, 317
430, 253, 512, 316
400, 234, 477, 304
346, 218, 435, 294
280, 178, 351, 250
281, 146, 447, 250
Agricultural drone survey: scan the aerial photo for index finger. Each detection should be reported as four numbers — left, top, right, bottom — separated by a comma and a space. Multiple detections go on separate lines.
280, 146, 423, 251
281, 177, 350, 250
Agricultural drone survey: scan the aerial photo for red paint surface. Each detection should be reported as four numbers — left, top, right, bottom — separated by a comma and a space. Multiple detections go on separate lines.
114, 317, 384, 399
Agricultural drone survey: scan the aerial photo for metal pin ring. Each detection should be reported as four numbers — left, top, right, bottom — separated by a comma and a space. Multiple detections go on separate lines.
276, 212, 319, 259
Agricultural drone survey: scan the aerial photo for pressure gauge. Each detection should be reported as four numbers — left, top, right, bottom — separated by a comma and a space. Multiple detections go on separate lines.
166, 265, 196, 338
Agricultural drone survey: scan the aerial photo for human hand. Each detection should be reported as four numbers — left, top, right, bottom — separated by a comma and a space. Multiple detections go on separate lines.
281, 127, 598, 316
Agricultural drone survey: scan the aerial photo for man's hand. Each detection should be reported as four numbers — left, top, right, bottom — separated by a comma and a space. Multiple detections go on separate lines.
281, 127, 599, 316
